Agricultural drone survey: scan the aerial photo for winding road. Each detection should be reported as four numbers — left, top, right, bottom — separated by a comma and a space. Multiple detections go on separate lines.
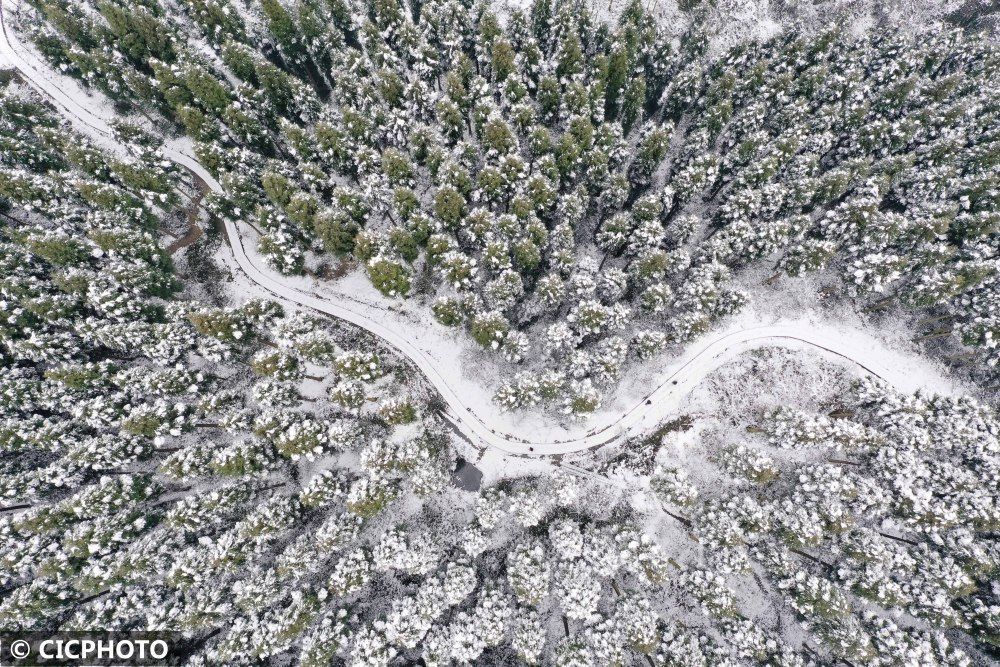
0, 7, 956, 458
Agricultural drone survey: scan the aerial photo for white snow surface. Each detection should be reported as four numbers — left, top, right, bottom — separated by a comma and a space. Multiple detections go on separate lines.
0, 3, 968, 460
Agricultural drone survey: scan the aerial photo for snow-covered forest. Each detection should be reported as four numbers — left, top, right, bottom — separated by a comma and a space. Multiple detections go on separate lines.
13, 0, 1000, 416
1, 0, 999, 663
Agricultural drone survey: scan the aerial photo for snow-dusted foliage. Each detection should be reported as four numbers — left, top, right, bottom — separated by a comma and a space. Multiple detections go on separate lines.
6, 0, 1000, 663
642, 377, 1000, 663
0, 89, 686, 662
29, 0, 1000, 416
0, 84, 454, 660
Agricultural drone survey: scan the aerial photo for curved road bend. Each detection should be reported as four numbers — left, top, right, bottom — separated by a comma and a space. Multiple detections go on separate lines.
0, 9, 937, 458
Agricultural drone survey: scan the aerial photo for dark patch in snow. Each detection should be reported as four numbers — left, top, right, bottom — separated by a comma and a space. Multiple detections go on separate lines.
452, 457, 483, 491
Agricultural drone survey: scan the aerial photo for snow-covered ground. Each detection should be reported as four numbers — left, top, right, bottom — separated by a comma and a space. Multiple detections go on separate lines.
502, 0, 975, 60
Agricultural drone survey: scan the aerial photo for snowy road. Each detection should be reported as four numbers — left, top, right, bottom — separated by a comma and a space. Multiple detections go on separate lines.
0, 8, 957, 457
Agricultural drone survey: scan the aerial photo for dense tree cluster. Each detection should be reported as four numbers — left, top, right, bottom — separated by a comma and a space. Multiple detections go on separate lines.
0, 83, 472, 661
625, 376, 1000, 665
22, 0, 1000, 416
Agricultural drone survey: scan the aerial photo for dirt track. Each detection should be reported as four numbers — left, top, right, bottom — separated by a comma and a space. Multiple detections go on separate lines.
166, 174, 208, 255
